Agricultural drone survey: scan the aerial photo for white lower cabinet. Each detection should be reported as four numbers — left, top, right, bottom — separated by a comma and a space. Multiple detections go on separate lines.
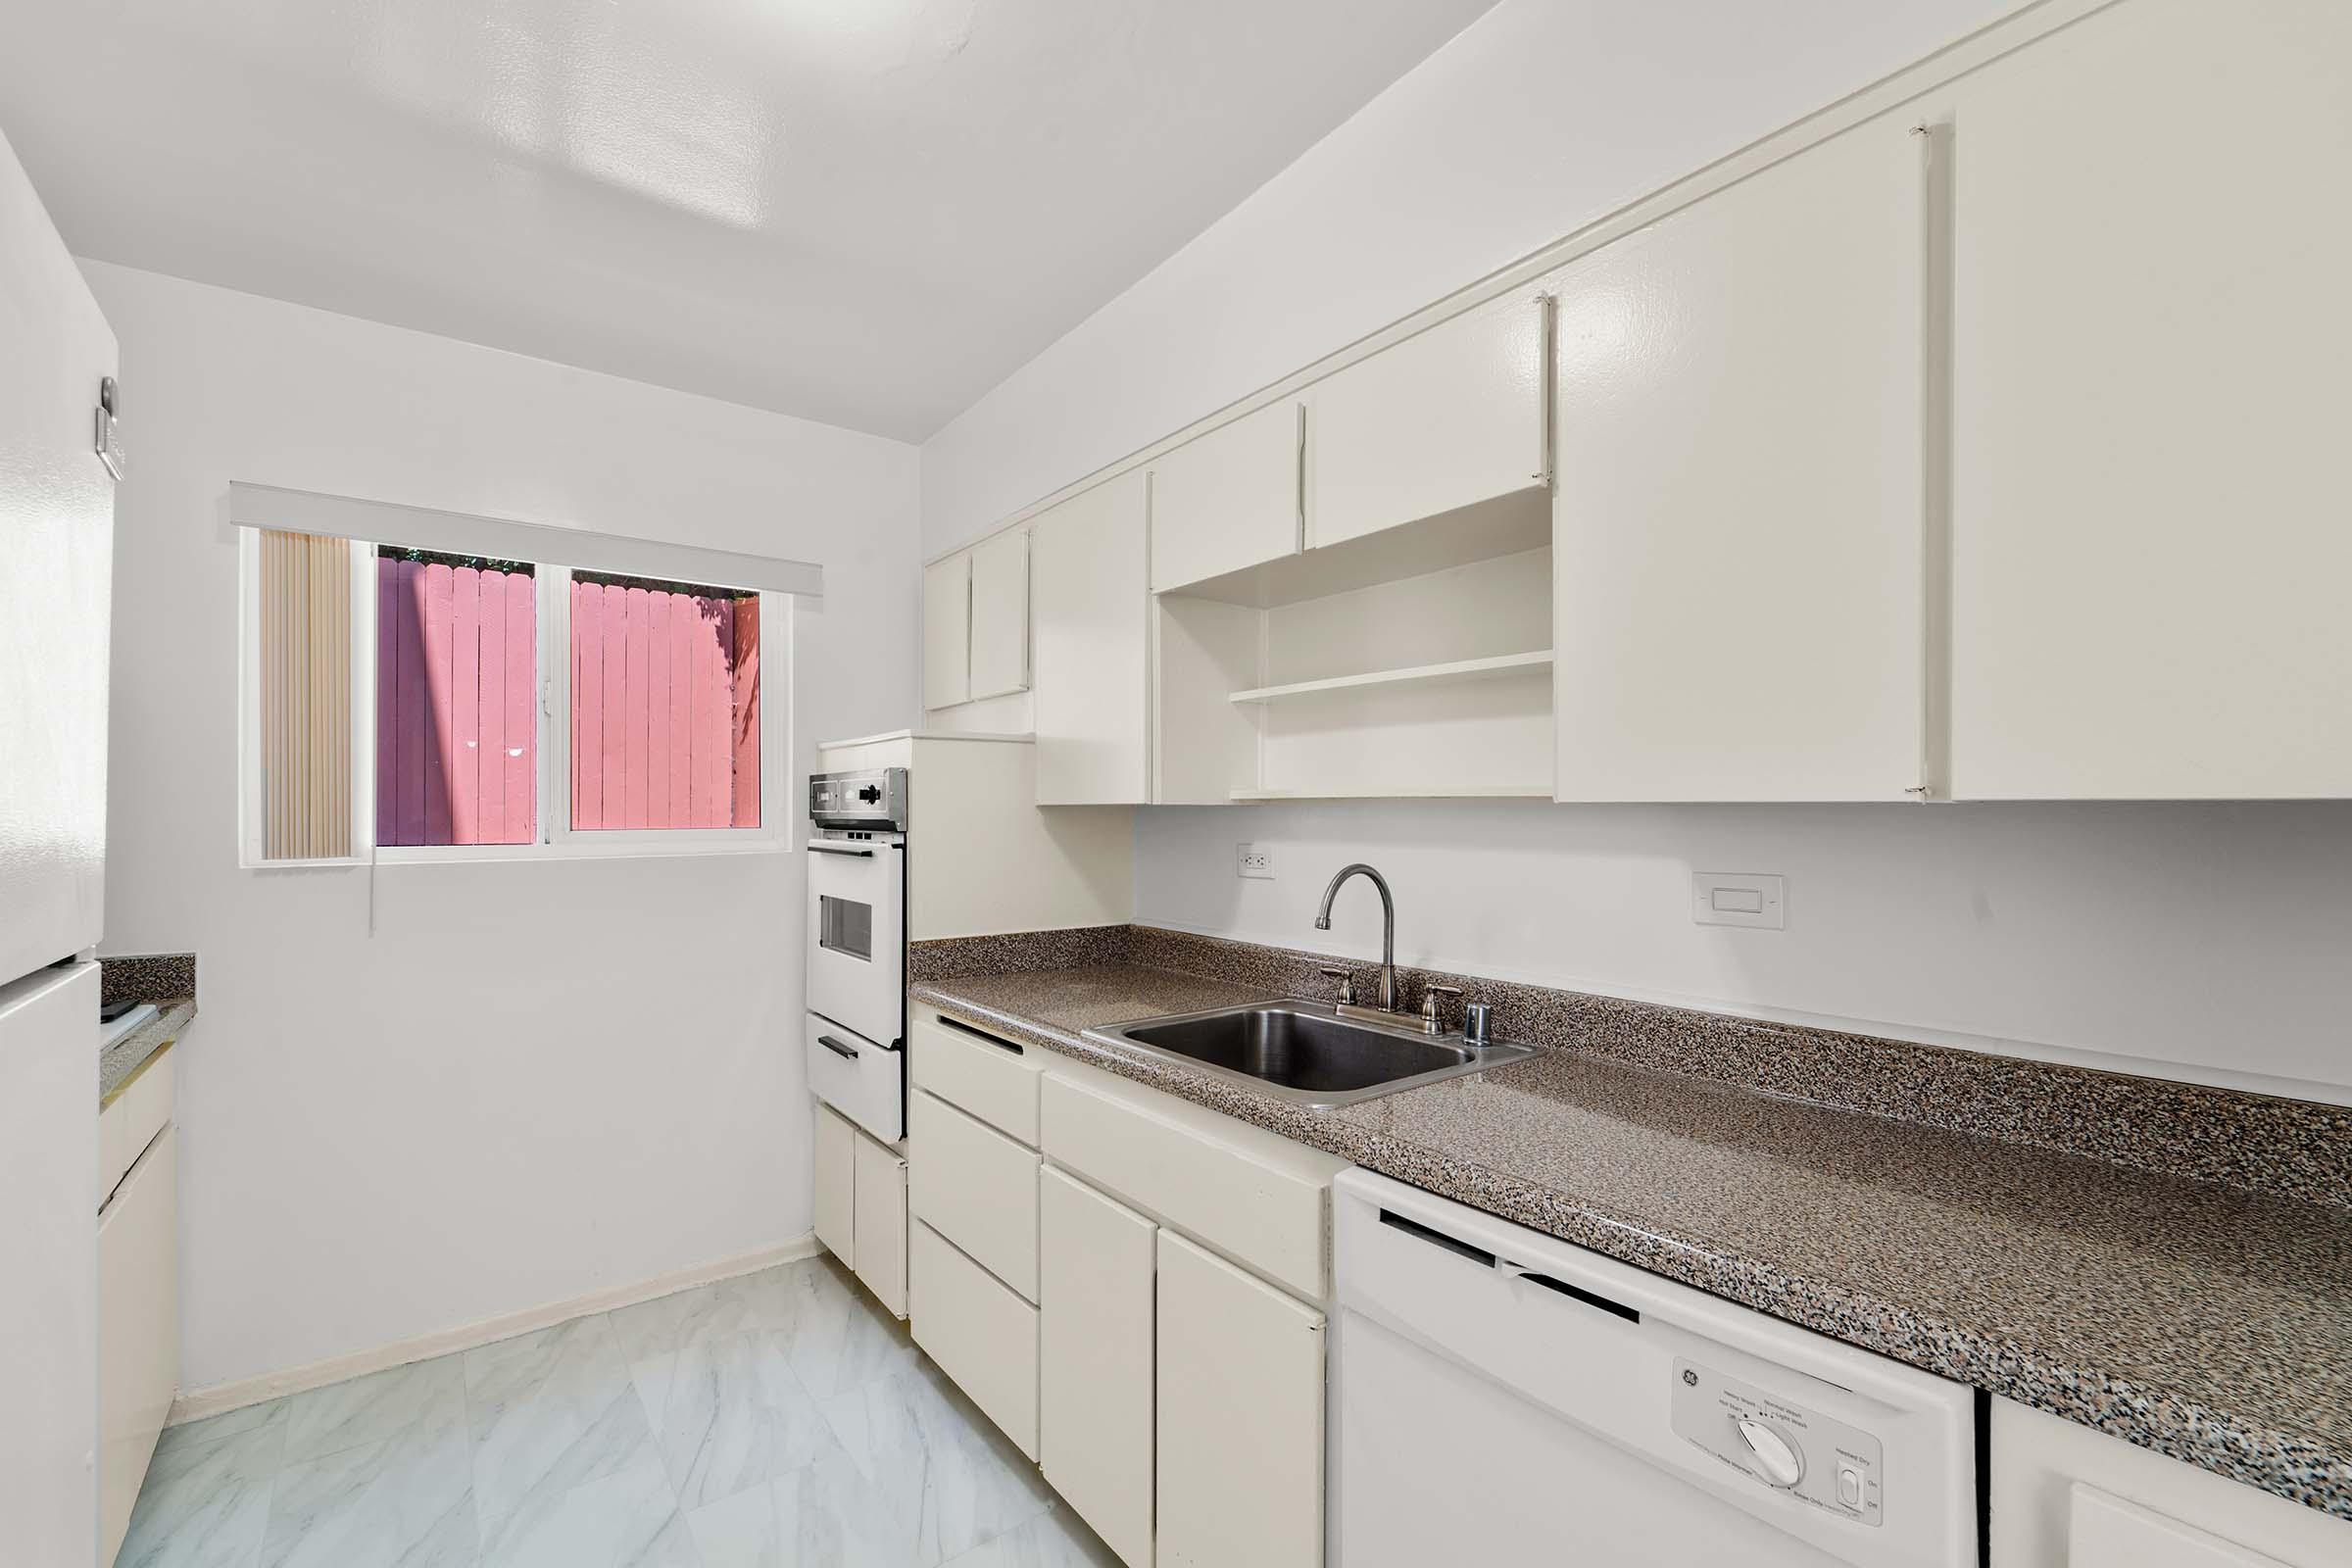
1039, 1167, 1156, 1568
810, 1101, 908, 1318
1990, 1397, 2350, 1568
851, 1130, 907, 1317
1154, 1230, 1325, 1568
99, 1122, 178, 1568
812, 1102, 857, 1269
910, 1220, 1040, 1459
908, 1088, 1040, 1298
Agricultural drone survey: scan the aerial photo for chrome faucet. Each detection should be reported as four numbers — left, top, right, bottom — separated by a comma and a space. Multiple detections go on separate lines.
1313, 862, 1398, 1012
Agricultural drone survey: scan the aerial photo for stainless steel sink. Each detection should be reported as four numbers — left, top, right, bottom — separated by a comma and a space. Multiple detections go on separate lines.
1085, 1000, 1534, 1109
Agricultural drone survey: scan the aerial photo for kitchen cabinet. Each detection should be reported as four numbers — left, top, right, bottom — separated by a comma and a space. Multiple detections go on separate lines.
1550, 116, 1926, 802
1946, 0, 2352, 799
908, 1089, 1039, 1299
1149, 399, 1301, 594
921, 553, 970, 710
910, 1219, 1039, 1458
1306, 289, 1546, 552
1989, 1397, 2349, 1567
811, 1102, 908, 1318
1155, 1229, 1324, 1568
98, 1116, 177, 1568
1039, 1167, 1156, 1568
850, 1128, 906, 1316
811, 1102, 857, 1267
1033, 472, 1151, 805
966, 527, 1029, 701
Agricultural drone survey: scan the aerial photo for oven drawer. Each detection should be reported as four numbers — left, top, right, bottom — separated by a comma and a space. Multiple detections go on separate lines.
806, 1014, 903, 1145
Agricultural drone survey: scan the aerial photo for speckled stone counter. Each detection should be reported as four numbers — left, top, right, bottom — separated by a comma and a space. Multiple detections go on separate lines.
99, 998, 195, 1108
910, 962, 2352, 1521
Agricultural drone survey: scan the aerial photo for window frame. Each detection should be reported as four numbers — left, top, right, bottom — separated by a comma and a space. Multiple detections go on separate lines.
240, 535, 788, 867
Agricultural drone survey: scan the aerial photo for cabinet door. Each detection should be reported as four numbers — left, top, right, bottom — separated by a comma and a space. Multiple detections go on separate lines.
1308, 291, 1546, 551
1033, 473, 1150, 805
1948, 0, 2352, 798
922, 552, 971, 710
812, 1102, 856, 1268
1155, 1231, 1323, 1568
852, 1130, 907, 1318
1040, 1168, 1155, 1568
1552, 118, 1925, 802
967, 528, 1030, 700
1149, 400, 1301, 594
99, 1124, 177, 1568
2072, 1486, 2291, 1568
910, 1220, 1040, 1458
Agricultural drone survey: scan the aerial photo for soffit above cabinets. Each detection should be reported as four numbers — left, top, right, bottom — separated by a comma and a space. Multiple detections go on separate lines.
0, 0, 1496, 441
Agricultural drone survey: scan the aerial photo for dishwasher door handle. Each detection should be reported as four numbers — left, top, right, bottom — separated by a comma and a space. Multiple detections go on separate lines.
1500, 1261, 1641, 1324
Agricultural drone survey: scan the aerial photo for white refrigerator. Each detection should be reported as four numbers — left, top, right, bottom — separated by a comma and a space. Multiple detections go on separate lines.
1, 122, 120, 1564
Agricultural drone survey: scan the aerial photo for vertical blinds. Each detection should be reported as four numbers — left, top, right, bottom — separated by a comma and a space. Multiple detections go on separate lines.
259, 529, 353, 859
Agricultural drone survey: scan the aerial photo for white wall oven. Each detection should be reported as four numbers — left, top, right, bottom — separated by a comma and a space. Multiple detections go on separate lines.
806, 767, 907, 1143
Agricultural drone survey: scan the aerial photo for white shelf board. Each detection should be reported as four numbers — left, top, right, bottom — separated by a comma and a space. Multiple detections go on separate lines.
1230, 650, 1553, 705
1229, 783, 1553, 801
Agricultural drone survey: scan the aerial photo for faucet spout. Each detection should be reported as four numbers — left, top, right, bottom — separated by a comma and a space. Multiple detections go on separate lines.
1313, 862, 1397, 1011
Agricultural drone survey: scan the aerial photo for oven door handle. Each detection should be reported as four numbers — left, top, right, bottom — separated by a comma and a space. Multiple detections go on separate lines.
806, 843, 876, 858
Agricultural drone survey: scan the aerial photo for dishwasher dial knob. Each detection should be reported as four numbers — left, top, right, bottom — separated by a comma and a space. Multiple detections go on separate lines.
1734, 1419, 1805, 1488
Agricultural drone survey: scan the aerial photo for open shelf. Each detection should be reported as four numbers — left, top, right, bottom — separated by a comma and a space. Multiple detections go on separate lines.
1230, 650, 1551, 705
1230, 783, 1552, 801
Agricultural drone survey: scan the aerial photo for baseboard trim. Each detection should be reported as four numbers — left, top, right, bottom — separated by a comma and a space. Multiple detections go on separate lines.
166, 1233, 823, 1427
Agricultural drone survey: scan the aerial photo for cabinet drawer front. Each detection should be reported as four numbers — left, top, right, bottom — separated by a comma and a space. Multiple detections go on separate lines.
910, 1010, 1042, 1145
852, 1130, 907, 1319
1042, 1073, 1328, 1300
910, 1220, 1039, 1459
1040, 1168, 1156, 1568
805, 1015, 902, 1145
98, 1123, 177, 1568
99, 1050, 174, 1205
910, 1089, 1041, 1300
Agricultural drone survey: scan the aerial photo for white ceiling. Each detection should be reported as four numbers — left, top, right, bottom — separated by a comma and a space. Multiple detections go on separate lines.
0, 1, 1494, 441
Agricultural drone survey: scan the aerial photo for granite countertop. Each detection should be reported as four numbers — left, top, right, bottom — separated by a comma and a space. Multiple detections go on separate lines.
911, 962, 2352, 1521
99, 998, 196, 1108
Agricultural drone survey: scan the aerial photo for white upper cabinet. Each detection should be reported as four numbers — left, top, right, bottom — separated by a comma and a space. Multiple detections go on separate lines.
1307, 290, 1547, 552
1551, 118, 1926, 803
1033, 471, 1151, 804
921, 553, 970, 710
966, 528, 1029, 701
1149, 399, 1301, 594
1946, 0, 2352, 799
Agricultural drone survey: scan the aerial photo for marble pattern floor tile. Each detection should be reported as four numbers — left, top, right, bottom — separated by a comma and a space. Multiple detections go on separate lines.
122, 1257, 1055, 1568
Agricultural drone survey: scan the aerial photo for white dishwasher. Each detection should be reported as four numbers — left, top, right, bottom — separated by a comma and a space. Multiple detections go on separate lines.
1331, 1169, 1978, 1567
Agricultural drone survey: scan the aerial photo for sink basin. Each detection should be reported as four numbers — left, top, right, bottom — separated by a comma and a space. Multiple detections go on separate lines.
1085, 1000, 1534, 1109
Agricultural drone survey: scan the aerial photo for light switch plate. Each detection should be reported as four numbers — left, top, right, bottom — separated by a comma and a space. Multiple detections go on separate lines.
1692, 872, 1785, 929
1237, 843, 1274, 879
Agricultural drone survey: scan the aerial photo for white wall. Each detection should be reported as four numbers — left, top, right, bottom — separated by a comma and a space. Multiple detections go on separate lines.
1140, 802, 2352, 1102
919, 0, 2026, 555
925, 0, 2352, 1105
90, 262, 920, 1393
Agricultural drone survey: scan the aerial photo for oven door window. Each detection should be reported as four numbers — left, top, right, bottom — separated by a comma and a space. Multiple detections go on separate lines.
819, 895, 874, 962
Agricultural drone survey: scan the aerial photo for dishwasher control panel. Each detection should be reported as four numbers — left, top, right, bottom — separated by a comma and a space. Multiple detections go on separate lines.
1672, 1358, 1885, 1527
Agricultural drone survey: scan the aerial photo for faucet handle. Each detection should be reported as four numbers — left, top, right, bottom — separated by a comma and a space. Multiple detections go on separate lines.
1319, 966, 1356, 1006
1421, 983, 1463, 1030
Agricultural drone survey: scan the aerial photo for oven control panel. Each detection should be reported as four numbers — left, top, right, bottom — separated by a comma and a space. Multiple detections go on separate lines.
810, 767, 907, 831
1671, 1358, 1885, 1527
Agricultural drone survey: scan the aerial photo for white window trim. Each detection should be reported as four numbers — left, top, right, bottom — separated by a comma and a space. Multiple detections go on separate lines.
242, 537, 789, 867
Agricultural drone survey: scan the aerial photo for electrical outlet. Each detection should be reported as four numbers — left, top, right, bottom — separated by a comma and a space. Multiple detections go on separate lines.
1237, 843, 1274, 879
1692, 872, 1785, 929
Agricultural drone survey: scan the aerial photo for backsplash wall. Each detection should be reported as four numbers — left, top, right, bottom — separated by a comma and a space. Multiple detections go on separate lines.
1133, 799, 2352, 1104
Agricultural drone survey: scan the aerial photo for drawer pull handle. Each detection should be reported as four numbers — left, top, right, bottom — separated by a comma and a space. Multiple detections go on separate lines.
1505, 1264, 1640, 1324
1378, 1208, 1495, 1268
817, 1034, 860, 1059
807, 842, 876, 858
938, 1015, 1023, 1054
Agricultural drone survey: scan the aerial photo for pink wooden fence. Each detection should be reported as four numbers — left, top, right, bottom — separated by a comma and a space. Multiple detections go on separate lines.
376, 564, 760, 846
569, 580, 760, 830
377, 560, 537, 846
